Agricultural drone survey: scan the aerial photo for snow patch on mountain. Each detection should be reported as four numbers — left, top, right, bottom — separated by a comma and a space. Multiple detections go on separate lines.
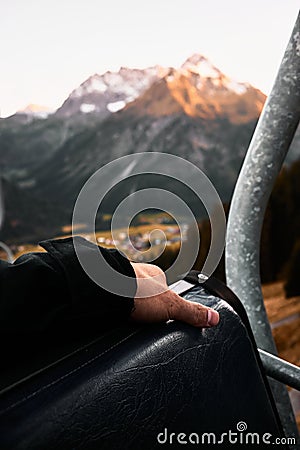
58, 66, 164, 117
181, 54, 248, 95
224, 79, 248, 95
181, 54, 221, 78
70, 67, 162, 101
71, 76, 107, 98
80, 103, 96, 113
107, 101, 126, 113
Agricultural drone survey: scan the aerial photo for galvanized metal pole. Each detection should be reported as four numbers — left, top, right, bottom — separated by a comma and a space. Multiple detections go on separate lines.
259, 350, 300, 392
225, 13, 300, 444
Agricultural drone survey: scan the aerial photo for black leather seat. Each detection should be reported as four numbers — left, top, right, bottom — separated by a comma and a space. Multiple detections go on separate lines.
0, 286, 285, 449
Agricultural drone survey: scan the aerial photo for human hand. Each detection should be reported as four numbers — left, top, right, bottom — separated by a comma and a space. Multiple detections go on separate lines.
130, 262, 219, 328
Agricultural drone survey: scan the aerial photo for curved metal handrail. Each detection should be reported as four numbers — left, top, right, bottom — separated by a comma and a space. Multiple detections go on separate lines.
225, 12, 300, 445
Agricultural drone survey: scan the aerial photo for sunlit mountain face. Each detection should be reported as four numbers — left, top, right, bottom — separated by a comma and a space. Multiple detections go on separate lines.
54, 54, 265, 123
125, 55, 265, 124
0, 54, 299, 243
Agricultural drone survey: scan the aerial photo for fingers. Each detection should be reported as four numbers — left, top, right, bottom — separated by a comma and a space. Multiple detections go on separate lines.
130, 262, 220, 328
131, 262, 166, 279
131, 262, 167, 298
166, 293, 220, 328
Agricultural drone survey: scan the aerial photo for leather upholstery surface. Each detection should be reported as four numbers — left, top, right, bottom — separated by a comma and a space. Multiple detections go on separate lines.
0, 286, 284, 449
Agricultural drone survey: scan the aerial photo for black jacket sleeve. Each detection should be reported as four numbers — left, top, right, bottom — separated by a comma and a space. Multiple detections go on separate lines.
0, 236, 136, 333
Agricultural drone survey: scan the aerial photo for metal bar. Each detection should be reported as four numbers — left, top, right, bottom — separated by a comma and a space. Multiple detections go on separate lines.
259, 349, 300, 391
225, 12, 300, 445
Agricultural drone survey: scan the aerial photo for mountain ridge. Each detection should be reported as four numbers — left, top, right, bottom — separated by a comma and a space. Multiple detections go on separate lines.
1, 53, 299, 244
53, 54, 266, 122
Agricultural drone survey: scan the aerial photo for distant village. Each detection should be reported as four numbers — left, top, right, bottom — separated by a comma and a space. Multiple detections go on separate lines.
1, 213, 188, 264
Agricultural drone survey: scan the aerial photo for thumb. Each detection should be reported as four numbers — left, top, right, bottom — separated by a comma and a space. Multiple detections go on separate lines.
168, 295, 220, 328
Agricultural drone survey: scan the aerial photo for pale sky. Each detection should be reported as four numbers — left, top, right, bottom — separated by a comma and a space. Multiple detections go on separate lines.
0, 0, 299, 117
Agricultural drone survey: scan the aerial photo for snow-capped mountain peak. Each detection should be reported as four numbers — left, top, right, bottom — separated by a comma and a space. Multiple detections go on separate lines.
56, 55, 260, 120
180, 54, 249, 95
57, 66, 164, 118
181, 54, 221, 79
70, 74, 107, 99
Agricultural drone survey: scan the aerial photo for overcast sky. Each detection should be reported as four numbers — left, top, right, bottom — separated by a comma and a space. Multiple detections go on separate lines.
0, 0, 299, 117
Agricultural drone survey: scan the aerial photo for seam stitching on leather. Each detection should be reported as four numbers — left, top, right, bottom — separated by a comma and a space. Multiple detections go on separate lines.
0, 329, 141, 416
0, 330, 118, 397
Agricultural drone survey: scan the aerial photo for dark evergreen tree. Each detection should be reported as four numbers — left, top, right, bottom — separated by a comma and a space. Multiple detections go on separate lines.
284, 239, 300, 297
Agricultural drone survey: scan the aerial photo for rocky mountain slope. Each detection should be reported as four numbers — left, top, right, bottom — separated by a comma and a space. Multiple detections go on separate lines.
55, 65, 167, 118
